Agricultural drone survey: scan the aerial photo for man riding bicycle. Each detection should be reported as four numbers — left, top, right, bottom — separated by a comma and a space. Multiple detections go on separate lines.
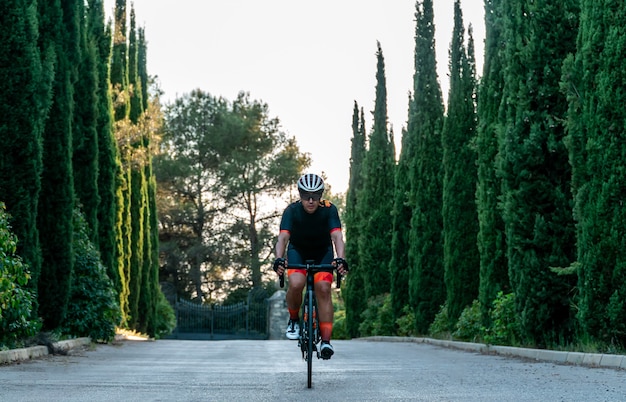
273, 173, 348, 359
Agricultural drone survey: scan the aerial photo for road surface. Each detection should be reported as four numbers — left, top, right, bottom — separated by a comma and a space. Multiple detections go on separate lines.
1, 339, 624, 401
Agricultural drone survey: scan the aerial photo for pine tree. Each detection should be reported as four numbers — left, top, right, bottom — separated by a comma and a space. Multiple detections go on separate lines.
343, 102, 367, 337
407, 0, 445, 334
476, 0, 509, 326
37, 0, 80, 329
357, 42, 395, 301
441, 1, 479, 328
564, 0, 626, 347
0, 0, 46, 289
499, 0, 578, 345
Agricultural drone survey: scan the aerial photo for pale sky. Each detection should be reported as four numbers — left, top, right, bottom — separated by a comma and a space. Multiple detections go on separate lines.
104, 1, 485, 193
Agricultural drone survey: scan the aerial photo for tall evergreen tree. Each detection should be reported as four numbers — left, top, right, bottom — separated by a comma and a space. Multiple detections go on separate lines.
476, 0, 509, 326
499, 0, 578, 345
389, 101, 413, 324
563, 0, 626, 347
73, 0, 100, 241
110, 0, 133, 326
343, 102, 367, 338
441, 2, 479, 328
407, 0, 445, 334
126, 4, 146, 330
37, 0, 80, 329
87, 0, 119, 287
0, 0, 47, 289
356, 42, 395, 301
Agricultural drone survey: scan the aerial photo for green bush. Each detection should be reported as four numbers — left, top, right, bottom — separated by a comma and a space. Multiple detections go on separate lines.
395, 305, 417, 337
453, 299, 484, 342
0, 202, 41, 349
428, 303, 451, 339
153, 289, 176, 339
483, 291, 520, 346
358, 293, 395, 337
60, 209, 121, 342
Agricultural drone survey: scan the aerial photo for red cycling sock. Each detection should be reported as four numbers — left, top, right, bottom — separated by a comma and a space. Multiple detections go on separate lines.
320, 322, 333, 342
288, 308, 299, 320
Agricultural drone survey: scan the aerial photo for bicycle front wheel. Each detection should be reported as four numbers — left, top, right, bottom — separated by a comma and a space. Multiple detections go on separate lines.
306, 290, 314, 388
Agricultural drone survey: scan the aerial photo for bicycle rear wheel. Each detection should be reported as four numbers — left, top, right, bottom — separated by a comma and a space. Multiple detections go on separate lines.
306, 290, 314, 388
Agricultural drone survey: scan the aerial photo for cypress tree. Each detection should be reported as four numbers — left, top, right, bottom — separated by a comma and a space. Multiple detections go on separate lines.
564, 0, 626, 347
389, 99, 413, 324
499, 0, 578, 345
37, 0, 80, 329
357, 42, 395, 301
343, 102, 367, 338
476, 0, 509, 326
127, 4, 145, 330
407, 0, 445, 334
0, 0, 46, 288
88, 0, 119, 287
110, 0, 132, 326
73, 0, 100, 241
441, 1, 479, 328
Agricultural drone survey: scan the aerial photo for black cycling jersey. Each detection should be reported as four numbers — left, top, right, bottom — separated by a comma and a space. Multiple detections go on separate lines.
279, 200, 341, 260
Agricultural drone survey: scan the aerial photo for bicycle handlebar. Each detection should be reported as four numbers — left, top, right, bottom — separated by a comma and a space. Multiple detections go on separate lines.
279, 263, 342, 289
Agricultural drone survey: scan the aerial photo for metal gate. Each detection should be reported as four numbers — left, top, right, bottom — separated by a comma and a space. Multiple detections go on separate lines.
169, 287, 269, 340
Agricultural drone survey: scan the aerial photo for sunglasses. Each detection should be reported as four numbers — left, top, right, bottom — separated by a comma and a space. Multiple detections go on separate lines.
300, 193, 322, 202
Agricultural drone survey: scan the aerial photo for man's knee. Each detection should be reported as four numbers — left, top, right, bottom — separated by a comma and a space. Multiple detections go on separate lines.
315, 282, 331, 298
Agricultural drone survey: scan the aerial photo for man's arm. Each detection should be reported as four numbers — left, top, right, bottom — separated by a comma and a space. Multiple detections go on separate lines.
275, 230, 290, 259
330, 229, 345, 259
274, 231, 290, 276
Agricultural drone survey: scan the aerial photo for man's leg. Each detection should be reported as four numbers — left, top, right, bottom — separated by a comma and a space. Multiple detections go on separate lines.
286, 273, 305, 317
315, 279, 335, 359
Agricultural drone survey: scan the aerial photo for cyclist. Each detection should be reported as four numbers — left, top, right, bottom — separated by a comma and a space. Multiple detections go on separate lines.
273, 173, 348, 359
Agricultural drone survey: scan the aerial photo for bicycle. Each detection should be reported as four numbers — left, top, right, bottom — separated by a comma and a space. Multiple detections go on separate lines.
280, 260, 342, 388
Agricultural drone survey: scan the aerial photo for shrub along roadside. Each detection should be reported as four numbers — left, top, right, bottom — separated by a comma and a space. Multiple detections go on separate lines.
60, 209, 121, 342
0, 202, 41, 350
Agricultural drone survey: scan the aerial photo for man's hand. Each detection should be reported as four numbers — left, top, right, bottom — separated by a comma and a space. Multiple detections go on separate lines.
273, 257, 286, 276
332, 258, 349, 276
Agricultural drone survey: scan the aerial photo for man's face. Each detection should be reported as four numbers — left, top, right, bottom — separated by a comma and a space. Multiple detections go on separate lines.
300, 192, 321, 214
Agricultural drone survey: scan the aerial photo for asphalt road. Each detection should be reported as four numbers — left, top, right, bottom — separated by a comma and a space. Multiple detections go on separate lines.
1, 339, 625, 401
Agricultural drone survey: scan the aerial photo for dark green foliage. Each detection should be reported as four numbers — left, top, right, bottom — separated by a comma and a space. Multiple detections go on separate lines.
128, 167, 145, 329
62, 210, 120, 342
343, 103, 367, 338
407, 0, 445, 334
356, 42, 395, 301
476, 0, 509, 327
110, 0, 129, 121
0, 0, 46, 288
153, 288, 176, 339
73, 0, 100, 243
128, 5, 143, 124
441, 1, 479, 329
452, 300, 483, 342
88, 0, 119, 287
357, 294, 395, 337
37, 0, 78, 330
566, 0, 626, 348
498, 0, 578, 346
389, 125, 412, 327
0, 203, 41, 349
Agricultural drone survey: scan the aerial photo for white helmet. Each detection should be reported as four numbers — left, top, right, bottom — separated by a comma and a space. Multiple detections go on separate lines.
297, 173, 324, 193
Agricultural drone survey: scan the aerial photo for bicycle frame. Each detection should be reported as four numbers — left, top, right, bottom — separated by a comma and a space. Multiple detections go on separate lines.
280, 260, 341, 388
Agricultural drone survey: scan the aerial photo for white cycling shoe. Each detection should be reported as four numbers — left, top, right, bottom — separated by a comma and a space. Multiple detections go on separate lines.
286, 319, 300, 340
